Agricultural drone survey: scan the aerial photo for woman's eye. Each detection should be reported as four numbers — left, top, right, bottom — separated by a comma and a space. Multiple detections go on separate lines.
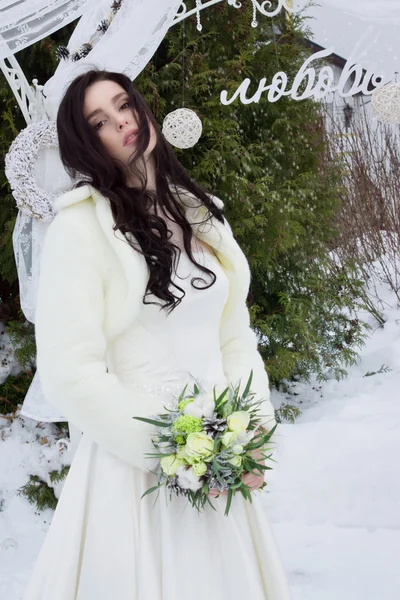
120, 102, 130, 110
94, 120, 105, 131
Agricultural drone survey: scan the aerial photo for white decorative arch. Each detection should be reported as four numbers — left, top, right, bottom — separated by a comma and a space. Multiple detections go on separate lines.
173, 0, 295, 27
0, 0, 296, 125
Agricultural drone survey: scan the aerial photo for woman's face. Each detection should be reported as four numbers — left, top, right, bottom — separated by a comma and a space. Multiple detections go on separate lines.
83, 79, 157, 167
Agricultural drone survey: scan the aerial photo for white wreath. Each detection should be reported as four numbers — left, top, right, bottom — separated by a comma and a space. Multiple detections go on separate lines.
5, 120, 62, 222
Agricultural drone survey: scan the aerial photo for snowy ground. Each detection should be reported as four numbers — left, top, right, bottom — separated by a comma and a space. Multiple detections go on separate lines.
1, 282, 399, 599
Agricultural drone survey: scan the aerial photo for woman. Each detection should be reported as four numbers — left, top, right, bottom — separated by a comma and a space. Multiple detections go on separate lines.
23, 69, 292, 599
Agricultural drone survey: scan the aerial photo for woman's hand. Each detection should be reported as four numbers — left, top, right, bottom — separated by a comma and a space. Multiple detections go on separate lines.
208, 448, 266, 498
240, 448, 265, 492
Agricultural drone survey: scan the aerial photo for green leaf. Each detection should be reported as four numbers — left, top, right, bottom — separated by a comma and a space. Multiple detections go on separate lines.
140, 483, 165, 499
224, 488, 234, 516
242, 370, 254, 399
132, 416, 171, 428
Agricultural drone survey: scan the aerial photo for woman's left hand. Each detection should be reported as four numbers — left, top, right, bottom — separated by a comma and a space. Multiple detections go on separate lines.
241, 448, 265, 492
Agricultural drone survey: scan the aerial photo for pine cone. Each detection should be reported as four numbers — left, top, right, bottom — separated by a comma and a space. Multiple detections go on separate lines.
55, 45, 70, 61
167, 476, 188, 497
202, 416, 227, 436
79, 43, 93, 58
111, 0, 122, 14
97, 19, 110, 33
71, 50, 81, 62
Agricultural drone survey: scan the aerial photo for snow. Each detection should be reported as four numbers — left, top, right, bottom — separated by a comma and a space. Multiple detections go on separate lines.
1, 275, 400, 599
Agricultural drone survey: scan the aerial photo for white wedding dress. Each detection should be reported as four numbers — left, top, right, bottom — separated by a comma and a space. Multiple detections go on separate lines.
22, 217, 292, 600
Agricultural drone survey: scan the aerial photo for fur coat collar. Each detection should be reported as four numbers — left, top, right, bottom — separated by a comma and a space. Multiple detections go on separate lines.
52, 183, 251, 343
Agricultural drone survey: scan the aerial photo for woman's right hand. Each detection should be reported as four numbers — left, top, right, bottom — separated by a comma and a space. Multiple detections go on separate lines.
208, 448, 265, 497
208, 487, 228, 498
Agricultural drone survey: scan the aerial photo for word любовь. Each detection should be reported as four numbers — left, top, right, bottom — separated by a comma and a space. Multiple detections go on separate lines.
220, 46, 384, 105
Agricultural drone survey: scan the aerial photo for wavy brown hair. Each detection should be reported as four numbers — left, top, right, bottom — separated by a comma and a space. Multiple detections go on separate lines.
56, 68, 225, 313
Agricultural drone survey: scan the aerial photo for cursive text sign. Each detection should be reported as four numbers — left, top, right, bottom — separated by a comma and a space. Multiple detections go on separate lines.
220, 46, 386, 105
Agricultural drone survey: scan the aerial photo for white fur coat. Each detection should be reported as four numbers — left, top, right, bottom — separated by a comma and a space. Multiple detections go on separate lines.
35, 184, 277, 470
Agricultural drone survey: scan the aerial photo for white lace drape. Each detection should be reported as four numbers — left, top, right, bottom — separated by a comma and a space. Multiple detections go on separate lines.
6, 0, 183, 422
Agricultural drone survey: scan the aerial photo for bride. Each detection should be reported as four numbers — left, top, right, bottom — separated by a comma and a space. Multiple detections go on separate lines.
23, 68, 292, 600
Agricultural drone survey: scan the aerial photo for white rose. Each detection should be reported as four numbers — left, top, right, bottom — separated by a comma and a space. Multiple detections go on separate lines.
227, 411, 251, 434
176, 465, 203, 492
231, 444, 244, 455
160, 454, 185, 476
227, 455, 242, 468
185, 432, 215, 460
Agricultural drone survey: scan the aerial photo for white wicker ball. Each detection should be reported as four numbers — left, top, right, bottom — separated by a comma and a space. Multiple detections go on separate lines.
371, 82, 400, 125
162, 108, 203, 149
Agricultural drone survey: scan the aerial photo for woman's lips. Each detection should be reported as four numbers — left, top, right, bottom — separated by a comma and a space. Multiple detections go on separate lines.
123, 131, 138, 146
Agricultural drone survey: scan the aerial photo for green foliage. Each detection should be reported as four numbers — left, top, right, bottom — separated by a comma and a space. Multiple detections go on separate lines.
53, 421, 70, 436
18, 466, 70, 512
6, 319, 36, 368
275, 402, 302, 424
0, 372, 32, 414
255, 261, 369, 383
135, 6, 367, 385
363, 365, 392, 378
18, 475, 58, 511
49, 465, 70, 483
1, 7, 368, 415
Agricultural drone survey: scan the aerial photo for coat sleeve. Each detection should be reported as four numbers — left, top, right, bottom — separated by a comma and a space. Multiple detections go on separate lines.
218, 214, 279, 453
34, 208, 162, 472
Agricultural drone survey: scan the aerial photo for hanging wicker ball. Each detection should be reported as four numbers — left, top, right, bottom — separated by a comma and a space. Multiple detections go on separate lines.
162, 108, 203, 149
371, 82, 400, 125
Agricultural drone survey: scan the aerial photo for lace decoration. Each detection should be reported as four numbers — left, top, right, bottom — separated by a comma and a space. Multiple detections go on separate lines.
19, 371, 67, 423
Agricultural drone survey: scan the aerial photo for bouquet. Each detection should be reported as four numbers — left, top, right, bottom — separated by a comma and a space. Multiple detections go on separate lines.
133, 370, 277, 516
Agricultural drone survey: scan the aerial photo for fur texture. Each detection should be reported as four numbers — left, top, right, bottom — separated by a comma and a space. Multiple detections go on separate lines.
35, 185, 277, 470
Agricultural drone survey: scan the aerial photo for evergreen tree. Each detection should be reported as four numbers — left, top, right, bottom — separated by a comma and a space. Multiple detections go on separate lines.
0, 5, 366, 429
134, 5, 366, 384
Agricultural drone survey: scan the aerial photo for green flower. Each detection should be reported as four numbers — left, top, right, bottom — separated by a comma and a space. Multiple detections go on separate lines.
172, 415, 203, 435
177, 397, 195, 411
174, 434, 186, 445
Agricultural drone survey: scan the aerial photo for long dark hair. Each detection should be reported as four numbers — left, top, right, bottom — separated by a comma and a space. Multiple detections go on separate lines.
56, 68, 225, 313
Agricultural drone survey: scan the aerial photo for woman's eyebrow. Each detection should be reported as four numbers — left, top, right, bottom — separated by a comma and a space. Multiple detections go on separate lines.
86, 92, 128, 121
